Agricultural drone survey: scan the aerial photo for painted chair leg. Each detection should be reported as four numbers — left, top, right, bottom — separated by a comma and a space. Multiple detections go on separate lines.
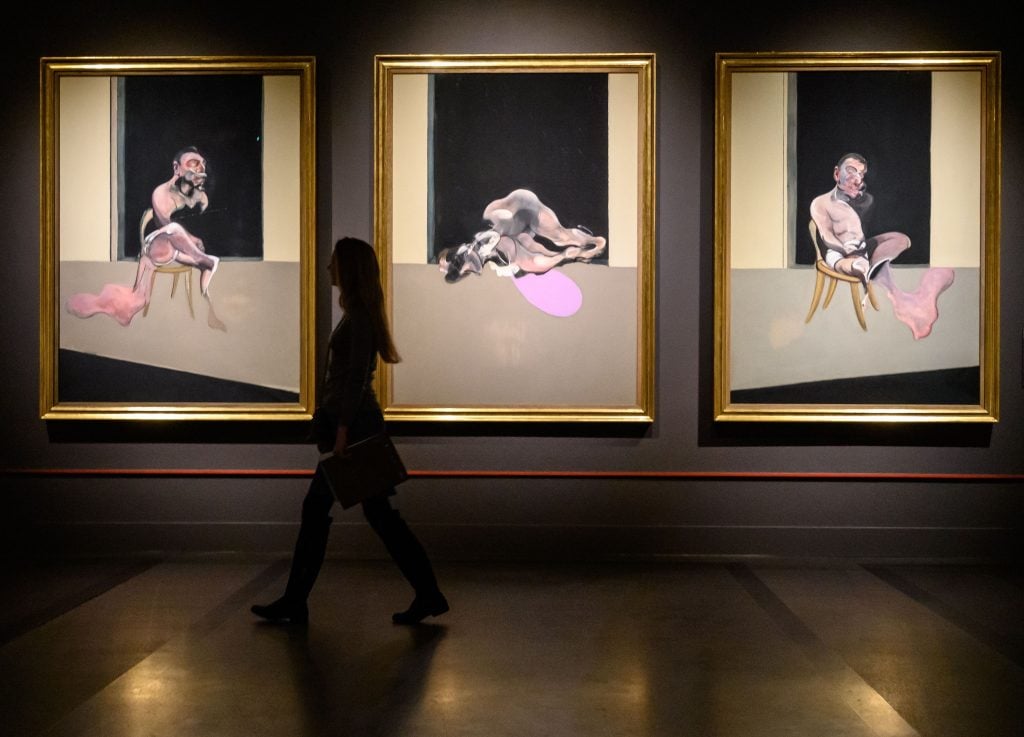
823, 277, 839, 309
184, 271, 195, 318
866, 282, 879, 311
848, 282, 868, 331
143, 271, 157, 317
805, 272, 826, 323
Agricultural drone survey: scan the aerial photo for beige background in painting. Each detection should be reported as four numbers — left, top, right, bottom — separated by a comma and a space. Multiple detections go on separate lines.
57, 75, 301, 391
729, 266, 979, 390
729, 73, 789, 270
392, 262, 637, 406
389, 72, 641, 406
60, 261, 299, 392
391, 74, 430, 264
59, 77, 113, 263
261, 75, 302, 263
930, 71, 982, 267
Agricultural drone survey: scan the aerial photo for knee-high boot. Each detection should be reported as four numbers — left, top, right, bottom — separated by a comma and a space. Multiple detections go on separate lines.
283, 513, 333, 604
363, 496, 448, 624
251, 514, 332, 624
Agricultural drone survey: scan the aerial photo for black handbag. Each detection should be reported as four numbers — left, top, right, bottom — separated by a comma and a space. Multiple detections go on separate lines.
317, 433, 409, 509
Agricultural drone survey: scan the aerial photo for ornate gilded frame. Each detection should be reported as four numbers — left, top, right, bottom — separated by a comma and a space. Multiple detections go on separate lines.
374, 53, 656, 423
40, 56, 316, 421
714, 51, 1000, 423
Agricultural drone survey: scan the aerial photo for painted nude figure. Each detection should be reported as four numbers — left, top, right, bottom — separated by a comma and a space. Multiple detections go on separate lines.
66, 146, 224, 330
809, 153, 954, 339
140, 146, 220, 297
438, 189, 607, 283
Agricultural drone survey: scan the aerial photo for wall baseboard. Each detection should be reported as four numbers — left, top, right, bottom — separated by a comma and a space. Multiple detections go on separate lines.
4, 522, 1019, 563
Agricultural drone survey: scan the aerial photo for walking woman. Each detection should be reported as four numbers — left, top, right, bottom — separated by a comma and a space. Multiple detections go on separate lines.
252, 237, 448, 625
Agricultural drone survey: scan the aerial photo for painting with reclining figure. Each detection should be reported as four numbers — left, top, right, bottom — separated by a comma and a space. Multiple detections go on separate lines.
375, 54, 656, 423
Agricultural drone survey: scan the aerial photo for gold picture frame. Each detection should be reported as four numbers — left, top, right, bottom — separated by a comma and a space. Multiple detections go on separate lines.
40, 56, 317, 421
374, 53, 656, 423
714, 51, 1000, 423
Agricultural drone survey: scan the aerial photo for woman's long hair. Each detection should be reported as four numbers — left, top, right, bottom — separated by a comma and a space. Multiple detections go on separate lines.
331, 237, 401, 363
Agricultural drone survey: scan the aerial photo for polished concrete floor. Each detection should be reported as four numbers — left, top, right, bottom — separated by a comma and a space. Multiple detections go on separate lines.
1, 556, 1022, 736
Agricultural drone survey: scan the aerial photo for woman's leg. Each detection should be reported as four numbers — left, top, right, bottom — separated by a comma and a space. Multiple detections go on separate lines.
251, 470, 335, 623
362, 494, 448, 624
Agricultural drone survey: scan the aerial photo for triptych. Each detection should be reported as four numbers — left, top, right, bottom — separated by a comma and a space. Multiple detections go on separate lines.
39, 51, 999, 425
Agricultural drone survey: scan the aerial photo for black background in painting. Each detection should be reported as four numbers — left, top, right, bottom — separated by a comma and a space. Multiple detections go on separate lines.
731, 367, 980, 405
429, 73, 609, 263
121, 75, 264, 260
796, 71, 931, 265
58, 350, 298, 404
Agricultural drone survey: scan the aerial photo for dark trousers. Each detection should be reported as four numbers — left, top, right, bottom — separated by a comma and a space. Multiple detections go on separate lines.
284, 468, 440, 604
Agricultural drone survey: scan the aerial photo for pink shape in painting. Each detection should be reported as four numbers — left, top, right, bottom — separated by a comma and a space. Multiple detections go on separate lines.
66, 257, 155, 327
512, 271, 583, 317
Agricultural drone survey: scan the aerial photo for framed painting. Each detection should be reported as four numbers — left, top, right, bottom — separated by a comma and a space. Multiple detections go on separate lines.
374, 53, 656, 422
40, 56, 317, 421
714, 51, 1000, 423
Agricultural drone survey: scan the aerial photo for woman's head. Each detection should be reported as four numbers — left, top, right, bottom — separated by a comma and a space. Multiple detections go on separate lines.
330, 237, 381, 310
329, 237, 400, 363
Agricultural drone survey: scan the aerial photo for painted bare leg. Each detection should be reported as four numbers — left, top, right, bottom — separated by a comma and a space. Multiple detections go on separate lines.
833, 255, 871, 304
512, 233, 591, 274
533, 216, 606, 257
199, 256, 219, 297
205, 293, 226, 332
865, 232, 910, 285
876, 267, 955, 340
147, 225, 218, 296
159, 236, 217, 297
486, 189, 607, 260
835, 255, 870, 281
193, 256, 225, 330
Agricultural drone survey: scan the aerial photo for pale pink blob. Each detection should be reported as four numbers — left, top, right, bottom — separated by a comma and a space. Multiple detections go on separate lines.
66, 283, 148, 327
65, 256, 157, 327
881, 267, 955, 340
512, 270, 583, 317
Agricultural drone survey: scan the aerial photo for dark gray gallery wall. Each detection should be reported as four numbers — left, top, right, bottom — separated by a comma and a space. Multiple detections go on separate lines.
2, 1, 1021, 562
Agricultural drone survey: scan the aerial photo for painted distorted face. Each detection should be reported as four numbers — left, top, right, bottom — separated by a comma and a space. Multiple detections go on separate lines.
834, 158, 867, 198
174, 152, 207, 193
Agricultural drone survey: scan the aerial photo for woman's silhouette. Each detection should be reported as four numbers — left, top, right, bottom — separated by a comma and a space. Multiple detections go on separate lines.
252, 237, 448, 625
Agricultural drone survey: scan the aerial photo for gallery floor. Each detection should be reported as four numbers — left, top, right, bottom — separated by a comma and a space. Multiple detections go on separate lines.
2, 555, 1021, 736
